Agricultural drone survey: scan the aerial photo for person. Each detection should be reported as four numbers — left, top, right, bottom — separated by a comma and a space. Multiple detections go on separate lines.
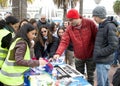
63, 20, 75, 67
29, 18, 38, 58
0, 20, 11, 70
112, 24, 120, 67
92, 6, 119, 86
53, 9, 98, 85
4, 16, 19, 35
37, 14, 50, 29
34, 25, 59, 60
112, 50, 120, 67
18, 19, 29, 31
0, 16, 19, 68
0, 23, 47, 86
29, 18, 38, 29
57, 26, 66, 63
50, 22, 58, 38
63, 21, 69, 30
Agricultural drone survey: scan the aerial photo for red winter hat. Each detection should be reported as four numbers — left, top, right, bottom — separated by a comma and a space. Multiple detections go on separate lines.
66, 9, 80, 19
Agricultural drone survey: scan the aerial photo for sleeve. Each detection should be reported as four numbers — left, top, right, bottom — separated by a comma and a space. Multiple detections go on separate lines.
90, 20, 98, 43
55, 29, 70, 56
98, 23, 119, 56
49, 37, 59, 58
15, 40, 39, 67
34, 41, 42, 59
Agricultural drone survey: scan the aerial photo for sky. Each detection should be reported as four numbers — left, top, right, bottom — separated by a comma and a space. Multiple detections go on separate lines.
83, 0, 116, 11
28, 0, 117, 19
31, 0, 116, 12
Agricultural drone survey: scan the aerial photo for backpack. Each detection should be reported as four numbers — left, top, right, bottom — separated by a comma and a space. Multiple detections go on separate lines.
104, 16, 120, 37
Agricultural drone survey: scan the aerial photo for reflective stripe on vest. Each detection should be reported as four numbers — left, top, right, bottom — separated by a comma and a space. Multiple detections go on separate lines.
0, 38, 30, 86
0, 29, 10, 68
0, 50, 8, 54
1, 69, 22, 77
0, 50, 8, 60
0, 57, 5, 60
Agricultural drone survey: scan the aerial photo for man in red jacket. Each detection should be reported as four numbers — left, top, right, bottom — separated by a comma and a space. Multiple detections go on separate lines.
53, 9, 98, 85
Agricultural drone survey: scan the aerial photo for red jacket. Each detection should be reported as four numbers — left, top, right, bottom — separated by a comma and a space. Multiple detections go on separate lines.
56, 18, 98, 60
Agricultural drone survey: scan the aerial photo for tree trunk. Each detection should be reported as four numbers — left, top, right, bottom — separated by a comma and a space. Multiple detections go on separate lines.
71, 0, 74, 8
12, 0, 27, 20
63, 0, 67, 21
79, 0, 83, 16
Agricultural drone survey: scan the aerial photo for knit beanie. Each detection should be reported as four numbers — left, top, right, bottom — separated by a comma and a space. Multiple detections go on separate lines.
66, 9, 80, 19
92, 6, 107, 19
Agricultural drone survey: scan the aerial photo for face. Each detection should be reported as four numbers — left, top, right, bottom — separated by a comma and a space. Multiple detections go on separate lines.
27, 29, 36, 41
64, 21, 69, 28
11, 22, 20, 32
33, 22, 37, 28
41, 28, 48, 37
40, 16, 46, 22
93, 16, 101, 24
68, 18, 79, 26
58, 29, 65, 38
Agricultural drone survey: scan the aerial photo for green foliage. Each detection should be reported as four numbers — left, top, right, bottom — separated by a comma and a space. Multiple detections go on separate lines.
113, 0, 120, 15
0, 0, 8, 7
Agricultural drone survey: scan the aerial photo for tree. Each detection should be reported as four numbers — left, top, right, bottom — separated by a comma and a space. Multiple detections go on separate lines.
0, 0, 8, 7
12, 0, 27, 20
113, 0, 120, 16
0, 0, 33, 20
53, 0, 78, 21
12, 0, 33, 20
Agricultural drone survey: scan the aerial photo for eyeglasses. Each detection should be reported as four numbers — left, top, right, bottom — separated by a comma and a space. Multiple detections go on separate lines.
41, 30, 47, 34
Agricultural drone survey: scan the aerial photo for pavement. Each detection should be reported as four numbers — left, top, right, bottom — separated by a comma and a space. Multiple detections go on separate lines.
94, 65, 120, 86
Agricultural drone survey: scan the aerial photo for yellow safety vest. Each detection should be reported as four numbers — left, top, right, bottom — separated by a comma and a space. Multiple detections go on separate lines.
0, 38, 30, 86
0, 29, 10, 68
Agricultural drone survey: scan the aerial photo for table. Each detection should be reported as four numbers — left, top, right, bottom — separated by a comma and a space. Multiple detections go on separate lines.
24, 64, 92, 86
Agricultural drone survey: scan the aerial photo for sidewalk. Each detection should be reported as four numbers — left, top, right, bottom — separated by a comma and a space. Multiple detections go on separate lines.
94, 65, 120, 86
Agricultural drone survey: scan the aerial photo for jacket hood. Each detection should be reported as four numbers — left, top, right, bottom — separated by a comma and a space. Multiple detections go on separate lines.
106, 16, 119, 27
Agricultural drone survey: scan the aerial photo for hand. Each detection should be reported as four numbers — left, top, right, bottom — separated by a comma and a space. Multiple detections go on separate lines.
39, 58, 47, 66
48, 58, 53, 62
53, 54, 60, 60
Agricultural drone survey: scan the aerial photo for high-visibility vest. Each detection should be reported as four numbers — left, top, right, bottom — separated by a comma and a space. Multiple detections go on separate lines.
0, 38, 30, 86
0, 29, 10, 68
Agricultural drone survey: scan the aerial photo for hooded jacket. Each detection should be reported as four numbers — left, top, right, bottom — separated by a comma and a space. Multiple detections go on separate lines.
93, 16, 119, 64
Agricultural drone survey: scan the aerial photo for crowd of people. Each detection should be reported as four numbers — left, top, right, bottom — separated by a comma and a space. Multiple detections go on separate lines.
0, 5, 120, 86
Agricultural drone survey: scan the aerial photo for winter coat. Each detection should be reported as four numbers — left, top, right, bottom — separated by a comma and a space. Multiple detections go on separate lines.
34, 36, 59, 59
93, 17, 119, 64
56, 18, 98, 60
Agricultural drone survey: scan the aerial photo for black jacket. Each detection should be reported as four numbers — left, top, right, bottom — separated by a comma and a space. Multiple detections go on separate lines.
93, 17, 119, 64
37, 20, 50, 29
34, 36, 59, 59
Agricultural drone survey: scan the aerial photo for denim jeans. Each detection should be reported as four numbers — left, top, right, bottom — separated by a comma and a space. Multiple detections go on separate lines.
96, 64, 110, 86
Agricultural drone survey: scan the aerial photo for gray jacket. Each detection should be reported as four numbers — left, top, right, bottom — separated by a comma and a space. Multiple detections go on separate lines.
93, 18, 119, 64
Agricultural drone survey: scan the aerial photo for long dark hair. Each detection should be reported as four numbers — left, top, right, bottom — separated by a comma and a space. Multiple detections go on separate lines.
36, 25, 53, 46
12, 23, 35, 47
57, 26, 65, 39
